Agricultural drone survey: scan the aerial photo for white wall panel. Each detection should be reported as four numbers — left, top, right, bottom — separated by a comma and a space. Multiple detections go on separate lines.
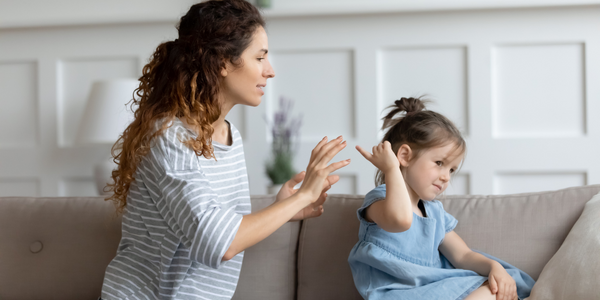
57, 57, 138, 146
0, 178, 39, 196
493, 172, 586, 195
59, 177, 97, 197
328, 174, 357, 195
0, 61, 38, 147
269, 50, 355, 140
379, 47, 468, 134
445, 173, 470, 195
227, 105, 246, 139
492, 43, 585, 138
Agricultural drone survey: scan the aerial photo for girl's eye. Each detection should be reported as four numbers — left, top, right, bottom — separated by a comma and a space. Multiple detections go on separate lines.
257, 57, 264, 62
450, 168, 455, 174
436, 161, 443, 166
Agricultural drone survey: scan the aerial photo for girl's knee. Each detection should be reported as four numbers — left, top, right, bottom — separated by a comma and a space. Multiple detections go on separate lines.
464, 281, 495, 300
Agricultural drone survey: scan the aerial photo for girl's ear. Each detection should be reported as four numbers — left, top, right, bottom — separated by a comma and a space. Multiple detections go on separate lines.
221, 67, 228, 77
397, 144, 412, 167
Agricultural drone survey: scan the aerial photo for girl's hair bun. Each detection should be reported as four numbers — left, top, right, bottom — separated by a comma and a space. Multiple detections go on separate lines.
382, 96, 428, 130
394, 97, 426, 115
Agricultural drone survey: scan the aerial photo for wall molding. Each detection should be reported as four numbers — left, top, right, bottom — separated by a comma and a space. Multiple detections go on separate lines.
1, 0, 600, 29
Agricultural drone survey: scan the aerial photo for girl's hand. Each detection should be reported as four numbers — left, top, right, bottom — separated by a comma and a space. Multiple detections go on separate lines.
275, 171, 339, 221
356, 141, 399, 174
488, 263, 518, 300
297, 136, 350, 203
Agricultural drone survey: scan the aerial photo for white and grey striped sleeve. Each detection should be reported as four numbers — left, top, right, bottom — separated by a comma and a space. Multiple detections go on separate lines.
150, 129, 243, 269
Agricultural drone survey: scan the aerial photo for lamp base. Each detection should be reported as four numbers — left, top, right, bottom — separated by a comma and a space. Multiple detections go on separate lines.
94, 158, 116, 195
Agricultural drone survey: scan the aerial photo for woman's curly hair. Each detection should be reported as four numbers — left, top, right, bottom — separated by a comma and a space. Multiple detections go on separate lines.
106, 0, 265, 213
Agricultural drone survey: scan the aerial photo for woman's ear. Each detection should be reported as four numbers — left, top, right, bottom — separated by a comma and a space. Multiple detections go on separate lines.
221, 67, 228, 77
397, 144, 412, 167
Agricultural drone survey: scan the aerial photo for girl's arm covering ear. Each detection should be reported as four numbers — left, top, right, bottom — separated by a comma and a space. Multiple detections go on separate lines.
356, 142, 413, 232
223, 136, 350, 261
439, 231, 518, 300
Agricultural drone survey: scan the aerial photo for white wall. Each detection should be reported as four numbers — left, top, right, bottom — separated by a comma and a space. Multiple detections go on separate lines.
1, 1, 599, 197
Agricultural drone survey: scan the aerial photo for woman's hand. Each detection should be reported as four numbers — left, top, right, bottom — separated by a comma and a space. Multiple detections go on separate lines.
275, 171, 340, 221
356, 141, 399, 174
296, 136, 350, 203
488, 262, 518, 300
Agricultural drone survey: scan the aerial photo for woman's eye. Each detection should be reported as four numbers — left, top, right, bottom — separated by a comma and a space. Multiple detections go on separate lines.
257, 57, 264, 61
436, 161, 443, 166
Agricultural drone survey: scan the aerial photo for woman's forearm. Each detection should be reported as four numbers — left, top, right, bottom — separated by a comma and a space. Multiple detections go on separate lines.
222, 192, 312, 260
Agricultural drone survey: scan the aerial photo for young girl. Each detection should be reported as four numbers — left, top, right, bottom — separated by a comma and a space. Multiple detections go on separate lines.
348, 97, 534, 300
101, 1, 349, 299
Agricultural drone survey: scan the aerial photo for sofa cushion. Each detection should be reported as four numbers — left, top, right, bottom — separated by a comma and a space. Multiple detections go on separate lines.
443, 184, 600, 280
297, 194, 364, 300
0, 197, 121, 300
232, 195, 300, 300
528, 191, 600, 299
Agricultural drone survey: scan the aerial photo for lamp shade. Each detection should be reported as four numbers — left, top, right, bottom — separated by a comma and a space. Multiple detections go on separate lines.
76, 79, 138, 144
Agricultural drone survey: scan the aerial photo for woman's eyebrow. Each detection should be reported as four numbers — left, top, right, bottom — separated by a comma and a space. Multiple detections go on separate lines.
260, 49, 268, 54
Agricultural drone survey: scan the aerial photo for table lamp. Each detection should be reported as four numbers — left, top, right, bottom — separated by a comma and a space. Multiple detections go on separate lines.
76, 79, 138, 195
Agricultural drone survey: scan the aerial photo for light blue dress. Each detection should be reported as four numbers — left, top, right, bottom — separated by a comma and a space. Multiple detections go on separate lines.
348, 184, 535, 300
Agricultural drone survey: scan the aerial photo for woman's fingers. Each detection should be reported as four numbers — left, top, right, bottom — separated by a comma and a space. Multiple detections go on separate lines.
287, 171, 306, 188
324, 174, 340, 189
310, 136, 329, 157
324, 159, 351, 175
310, 136, 344, 167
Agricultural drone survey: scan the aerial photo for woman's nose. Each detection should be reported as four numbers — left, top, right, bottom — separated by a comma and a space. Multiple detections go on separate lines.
264, 60, 275, 78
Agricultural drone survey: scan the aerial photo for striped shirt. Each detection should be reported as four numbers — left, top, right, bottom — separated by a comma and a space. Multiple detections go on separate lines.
101, 118, 251, 300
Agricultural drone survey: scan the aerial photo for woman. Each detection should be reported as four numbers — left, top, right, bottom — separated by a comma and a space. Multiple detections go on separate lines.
100, 0, 350, 299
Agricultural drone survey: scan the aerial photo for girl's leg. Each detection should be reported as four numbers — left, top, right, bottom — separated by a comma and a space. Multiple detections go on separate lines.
464, 282, 495, 300
464, 281, 518, 300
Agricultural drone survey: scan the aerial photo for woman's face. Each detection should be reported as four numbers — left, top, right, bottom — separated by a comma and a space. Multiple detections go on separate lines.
220, 26, 275, 108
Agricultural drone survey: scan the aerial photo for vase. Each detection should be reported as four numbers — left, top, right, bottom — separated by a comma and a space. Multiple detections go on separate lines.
267, 183, 283, 195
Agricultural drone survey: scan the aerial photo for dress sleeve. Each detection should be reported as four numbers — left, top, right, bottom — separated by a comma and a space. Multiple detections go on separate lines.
357, 184, 387, 223
439, 201, 458, 233
149, 127, 242, 269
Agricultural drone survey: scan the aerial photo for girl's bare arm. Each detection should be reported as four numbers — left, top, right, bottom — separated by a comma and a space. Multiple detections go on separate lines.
357, 142, 413, 232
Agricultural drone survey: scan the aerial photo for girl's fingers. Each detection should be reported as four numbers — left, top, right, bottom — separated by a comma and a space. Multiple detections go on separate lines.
489, 276, 498, 294
356, 145, 373, 161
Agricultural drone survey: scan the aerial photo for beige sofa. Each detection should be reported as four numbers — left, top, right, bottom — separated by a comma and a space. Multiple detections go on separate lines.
1, 184, 599, 300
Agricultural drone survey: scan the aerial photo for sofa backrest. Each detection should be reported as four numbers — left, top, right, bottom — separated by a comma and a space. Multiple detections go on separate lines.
295, 184, 600, 300
1, 184, 598, 299
0, 197, 121, 300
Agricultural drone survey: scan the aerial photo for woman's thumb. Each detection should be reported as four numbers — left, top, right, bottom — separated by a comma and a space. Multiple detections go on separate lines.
288, 171, 306, 187
489, 277, 498, 294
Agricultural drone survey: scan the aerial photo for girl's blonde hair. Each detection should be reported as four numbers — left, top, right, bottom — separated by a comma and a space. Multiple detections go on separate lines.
375, 97, 466, 186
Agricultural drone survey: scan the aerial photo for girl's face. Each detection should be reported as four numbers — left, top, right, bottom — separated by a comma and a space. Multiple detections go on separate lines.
220, 26, 275, 108
402, 143, 464, 202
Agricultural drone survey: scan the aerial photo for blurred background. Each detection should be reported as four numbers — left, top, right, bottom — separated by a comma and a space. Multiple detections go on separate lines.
1, 0, 599, 197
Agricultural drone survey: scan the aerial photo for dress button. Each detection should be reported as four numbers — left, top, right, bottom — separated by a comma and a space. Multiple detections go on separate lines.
30, 241, 43, 253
